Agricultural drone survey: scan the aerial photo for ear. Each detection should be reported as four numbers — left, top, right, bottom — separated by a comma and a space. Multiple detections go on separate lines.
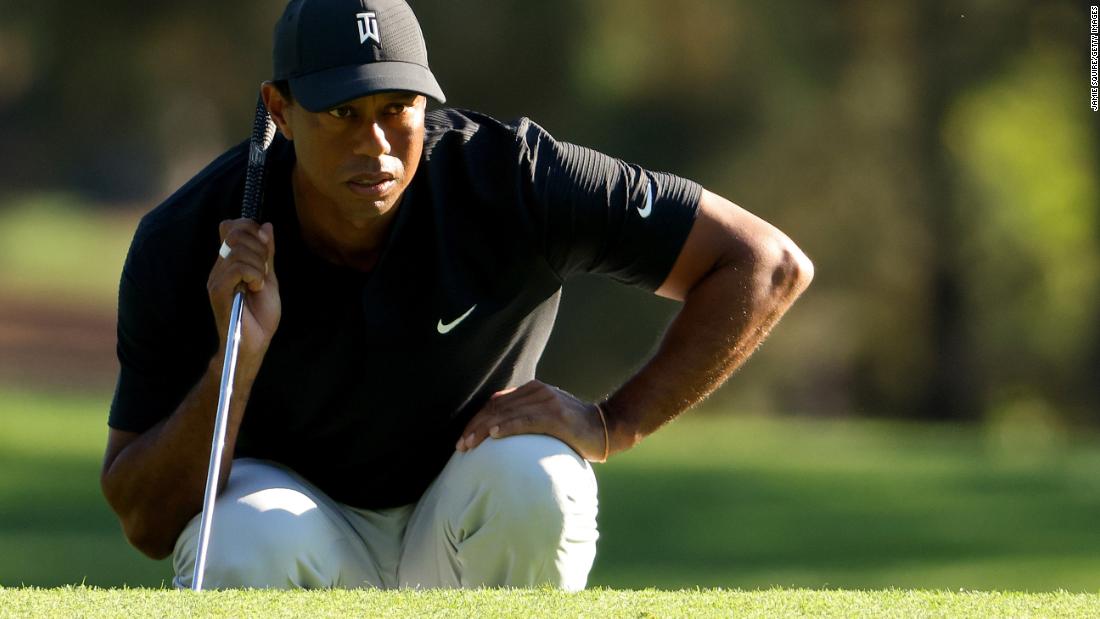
261, 81, 295, 141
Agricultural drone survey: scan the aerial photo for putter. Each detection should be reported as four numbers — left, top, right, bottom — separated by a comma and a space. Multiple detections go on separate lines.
192, 93, 277, 591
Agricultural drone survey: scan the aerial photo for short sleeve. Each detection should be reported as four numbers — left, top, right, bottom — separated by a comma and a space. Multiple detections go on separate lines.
517, 120, 702, 290
108, 227, 214, 433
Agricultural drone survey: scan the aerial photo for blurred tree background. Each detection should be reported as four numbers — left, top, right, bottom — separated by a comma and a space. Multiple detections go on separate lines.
0, 1, 1096, 423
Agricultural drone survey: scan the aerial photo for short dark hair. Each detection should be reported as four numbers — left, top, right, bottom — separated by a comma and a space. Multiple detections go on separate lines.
272, 80, 294, 103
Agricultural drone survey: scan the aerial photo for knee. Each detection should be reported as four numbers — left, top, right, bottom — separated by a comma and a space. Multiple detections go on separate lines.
219, 490, 322, 587
175, 487, 331, 589
464, 435, 598, 537
440, 435, 600, 590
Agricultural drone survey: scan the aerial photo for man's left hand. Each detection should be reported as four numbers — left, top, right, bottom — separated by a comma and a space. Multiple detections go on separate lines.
456, 380, 608, 462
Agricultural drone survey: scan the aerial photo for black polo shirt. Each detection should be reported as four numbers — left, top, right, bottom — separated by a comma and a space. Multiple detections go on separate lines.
110, 108, 701, 508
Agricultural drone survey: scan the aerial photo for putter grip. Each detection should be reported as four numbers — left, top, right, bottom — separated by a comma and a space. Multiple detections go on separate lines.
241, 94, 277, 221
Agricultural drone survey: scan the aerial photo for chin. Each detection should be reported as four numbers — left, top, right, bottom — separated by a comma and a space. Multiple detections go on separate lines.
342, 197, 396, 225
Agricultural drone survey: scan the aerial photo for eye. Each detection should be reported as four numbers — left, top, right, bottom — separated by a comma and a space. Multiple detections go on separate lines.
383, 102, 411, 115
327, 106, 354, 119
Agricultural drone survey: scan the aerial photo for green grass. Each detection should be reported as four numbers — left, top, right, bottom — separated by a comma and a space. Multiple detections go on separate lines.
3, 385, 1100, 594
597, 413, 1100, 592
0, 389, 164, 588
2, 587, 1099, 618
0, 196, 138, 308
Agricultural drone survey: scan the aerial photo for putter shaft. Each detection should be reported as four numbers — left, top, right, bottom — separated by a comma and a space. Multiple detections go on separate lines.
191, 289, 245, 591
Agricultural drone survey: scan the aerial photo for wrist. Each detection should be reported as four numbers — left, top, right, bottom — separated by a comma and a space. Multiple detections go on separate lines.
597, 398, 640, 457
208, 342, 266, 388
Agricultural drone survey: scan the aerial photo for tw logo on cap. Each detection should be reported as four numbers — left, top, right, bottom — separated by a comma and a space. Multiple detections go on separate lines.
357, 12, 380, 46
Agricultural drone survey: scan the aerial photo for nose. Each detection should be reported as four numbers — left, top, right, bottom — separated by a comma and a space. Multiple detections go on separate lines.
353, 120, 390, 157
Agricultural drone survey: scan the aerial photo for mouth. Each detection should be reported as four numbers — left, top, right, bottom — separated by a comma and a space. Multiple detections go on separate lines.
346, 174, 397, 198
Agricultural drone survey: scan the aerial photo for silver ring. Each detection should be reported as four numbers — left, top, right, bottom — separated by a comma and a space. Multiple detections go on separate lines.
218, 241, 232, 259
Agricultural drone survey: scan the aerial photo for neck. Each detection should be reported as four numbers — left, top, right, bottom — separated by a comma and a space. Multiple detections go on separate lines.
292, 165, 401, 272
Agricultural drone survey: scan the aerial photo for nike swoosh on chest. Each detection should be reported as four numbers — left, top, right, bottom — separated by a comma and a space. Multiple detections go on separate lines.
437, 304, 477, 334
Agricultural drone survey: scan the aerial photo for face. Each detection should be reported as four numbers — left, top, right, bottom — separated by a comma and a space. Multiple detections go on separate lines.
265, 85, 426, 229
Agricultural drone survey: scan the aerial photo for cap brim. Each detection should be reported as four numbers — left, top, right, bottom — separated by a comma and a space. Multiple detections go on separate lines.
289, 61, 446, 112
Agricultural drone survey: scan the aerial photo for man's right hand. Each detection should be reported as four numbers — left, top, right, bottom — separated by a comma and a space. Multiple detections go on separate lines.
208, 219, 281, 359
102, 219, 281, 559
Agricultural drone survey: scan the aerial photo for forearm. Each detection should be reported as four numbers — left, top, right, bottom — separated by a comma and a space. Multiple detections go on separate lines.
602, 242, 812, 455
101, 349, 259, 559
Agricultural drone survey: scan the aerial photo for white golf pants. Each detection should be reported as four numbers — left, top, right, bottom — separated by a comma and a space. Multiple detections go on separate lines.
171, 435, 599, 590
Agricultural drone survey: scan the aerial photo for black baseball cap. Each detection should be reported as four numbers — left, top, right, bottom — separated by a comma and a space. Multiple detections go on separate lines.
273, 0, 446, 112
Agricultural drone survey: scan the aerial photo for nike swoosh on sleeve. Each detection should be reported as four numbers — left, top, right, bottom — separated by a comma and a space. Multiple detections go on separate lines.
437, 304, 477, 334
637, 181, 653, 218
